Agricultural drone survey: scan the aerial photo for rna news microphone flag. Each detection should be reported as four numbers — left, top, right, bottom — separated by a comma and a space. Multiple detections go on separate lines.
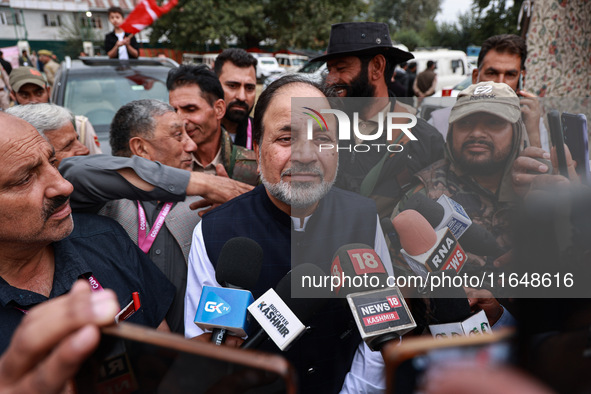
119, 0, 179, 34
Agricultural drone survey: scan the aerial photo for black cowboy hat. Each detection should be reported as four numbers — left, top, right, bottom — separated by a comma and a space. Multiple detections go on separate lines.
311, 22, 414, 64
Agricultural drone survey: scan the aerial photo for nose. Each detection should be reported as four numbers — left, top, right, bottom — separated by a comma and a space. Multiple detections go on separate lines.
291, 138, 318, 165
46, 166, 74, 199
325, 71, 338, 87
236, 86, 246, 102
182, 131, 197, 152
74, 140, 90, 156
467, 120, 489, 139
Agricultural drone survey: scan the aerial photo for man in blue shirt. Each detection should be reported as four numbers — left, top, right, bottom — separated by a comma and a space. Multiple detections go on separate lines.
0, 112, 174, 354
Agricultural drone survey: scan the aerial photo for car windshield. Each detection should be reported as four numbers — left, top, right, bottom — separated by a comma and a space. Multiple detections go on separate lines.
261, 59, 276, 65
299, 61, 324, 73
63, 66, 170, 131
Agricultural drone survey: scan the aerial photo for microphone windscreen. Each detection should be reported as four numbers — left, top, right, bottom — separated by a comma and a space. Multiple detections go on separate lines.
216, 237, 263, 289
402, 193, 444, 228
393, 210, 437, 256
459, 222, 504, 259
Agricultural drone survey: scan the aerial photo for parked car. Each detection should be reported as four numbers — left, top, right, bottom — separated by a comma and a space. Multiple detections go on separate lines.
275, 53, 309, 73
255, 56, 284, 82
51, 56, 178, 154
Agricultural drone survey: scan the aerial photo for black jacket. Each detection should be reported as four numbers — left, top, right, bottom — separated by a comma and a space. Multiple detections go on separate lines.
104, 31, 139, 59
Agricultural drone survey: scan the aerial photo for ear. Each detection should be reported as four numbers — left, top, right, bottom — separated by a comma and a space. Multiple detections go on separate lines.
214, 98, 226, 121
46, 85, 51, 96
129, 136, 152, 160
369, 54, 386, 82
472, 68, 479, 84
253, 140, 261, 174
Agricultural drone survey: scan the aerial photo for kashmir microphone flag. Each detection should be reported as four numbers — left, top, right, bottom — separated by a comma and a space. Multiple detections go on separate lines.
119, 0, 179, 34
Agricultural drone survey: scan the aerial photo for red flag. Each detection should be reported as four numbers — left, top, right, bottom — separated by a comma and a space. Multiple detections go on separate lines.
119, 0, 178, 34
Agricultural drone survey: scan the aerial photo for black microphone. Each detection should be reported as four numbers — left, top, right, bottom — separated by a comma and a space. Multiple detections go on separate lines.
242, 263, 329, 350
403, 193, 504, 259
208, 237, 263, 345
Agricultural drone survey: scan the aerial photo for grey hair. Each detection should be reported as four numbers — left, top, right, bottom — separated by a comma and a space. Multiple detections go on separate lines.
6, 103, 74, 137
110, 99, 175, 158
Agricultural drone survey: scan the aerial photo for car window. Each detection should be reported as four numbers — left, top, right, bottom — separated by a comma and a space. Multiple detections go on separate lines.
63, 68, 169, 130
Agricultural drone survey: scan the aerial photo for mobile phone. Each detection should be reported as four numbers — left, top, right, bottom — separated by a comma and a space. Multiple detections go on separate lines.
383, 329, 514, 394
547, 110, 569, 178
517, 74, 523, 92
561, 112, 590, 184
75, 323, 297, 394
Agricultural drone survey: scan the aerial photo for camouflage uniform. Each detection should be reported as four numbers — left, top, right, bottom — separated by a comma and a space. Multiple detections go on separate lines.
392, 117, 526, 271
219, 128, 259, 186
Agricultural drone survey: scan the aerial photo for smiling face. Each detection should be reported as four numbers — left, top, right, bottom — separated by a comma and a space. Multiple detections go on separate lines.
168, 84, 224, 147
254, 82, 337, 214
138, 111, 196, 170
451, 112, 514, 176
325, 56, 375, 98
0, 114, 74, 245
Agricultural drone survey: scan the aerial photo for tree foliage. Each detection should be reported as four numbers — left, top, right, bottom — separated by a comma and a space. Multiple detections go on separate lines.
368, 0, 441, 32
150, 0, 366, 51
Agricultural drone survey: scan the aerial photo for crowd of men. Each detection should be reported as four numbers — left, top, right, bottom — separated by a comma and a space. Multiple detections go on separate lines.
0, 18, 586, 394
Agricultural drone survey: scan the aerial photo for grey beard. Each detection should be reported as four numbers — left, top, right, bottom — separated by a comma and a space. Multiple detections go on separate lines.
260, 165, 337, 210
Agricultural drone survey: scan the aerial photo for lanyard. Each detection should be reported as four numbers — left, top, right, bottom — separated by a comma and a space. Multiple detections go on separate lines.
14, 274, 103, 314
246, 118, 253, 150
137, 201, 173, 254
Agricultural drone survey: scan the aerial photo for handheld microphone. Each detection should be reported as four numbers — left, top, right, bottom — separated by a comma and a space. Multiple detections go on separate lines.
329, 244, 416, 351
243, 263, 329, 351
393, 210, 468, 277
194, 237, 263, 345
403, 193, 504, 259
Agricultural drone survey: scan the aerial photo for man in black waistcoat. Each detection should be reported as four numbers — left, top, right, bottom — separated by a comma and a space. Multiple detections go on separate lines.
311, 22, 444, 218
184, 74, 394, 393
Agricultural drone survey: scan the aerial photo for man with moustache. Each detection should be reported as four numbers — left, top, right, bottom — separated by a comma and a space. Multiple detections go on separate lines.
213, 48, 258, 149
314, 22, 444, 217
167, 64, 259, 186
185, 75, 394, 393
60, 99, 252, 334
393, 82, 525, 270
0, 112, 174, 353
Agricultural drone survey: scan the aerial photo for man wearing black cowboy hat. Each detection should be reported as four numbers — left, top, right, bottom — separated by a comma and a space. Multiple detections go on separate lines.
312, 22, 444, 218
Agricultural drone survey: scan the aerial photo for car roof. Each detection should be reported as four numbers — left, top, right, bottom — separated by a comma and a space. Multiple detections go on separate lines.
63, 56, 179, 70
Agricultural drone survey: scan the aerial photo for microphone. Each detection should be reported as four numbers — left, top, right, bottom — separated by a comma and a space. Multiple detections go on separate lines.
329, 244, 416, 351
403, 193, 504, 259
393, 210, 468, 277
194, 237, 263, 345
243, 263, 329, 351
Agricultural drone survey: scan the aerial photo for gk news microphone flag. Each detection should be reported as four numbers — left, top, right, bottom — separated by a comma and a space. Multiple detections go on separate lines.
119, 0, 179, 34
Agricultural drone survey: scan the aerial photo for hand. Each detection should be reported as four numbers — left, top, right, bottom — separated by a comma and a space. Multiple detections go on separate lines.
518, 90, 542, 148
511, 147, 550, 196
191, 332, 245, 348
464, 287, 503, 326
187, 165, 253, 204
0, 281, 119, 394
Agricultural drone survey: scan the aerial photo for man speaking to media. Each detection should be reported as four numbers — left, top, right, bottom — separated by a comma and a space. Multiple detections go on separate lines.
185, 75, 394, 393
